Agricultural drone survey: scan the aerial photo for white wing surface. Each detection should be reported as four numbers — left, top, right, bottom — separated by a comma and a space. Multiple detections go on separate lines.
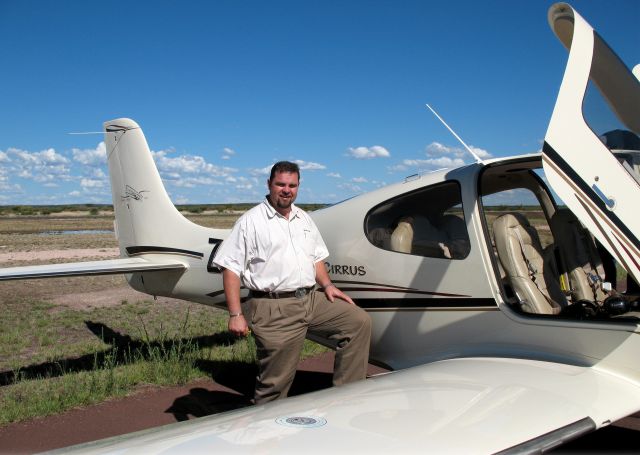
51, 357, 640, 454
0, 257, 186, 280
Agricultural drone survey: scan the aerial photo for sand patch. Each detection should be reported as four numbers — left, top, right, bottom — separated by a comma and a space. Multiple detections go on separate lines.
0, 248, 119, 264
49, 286, 185, 310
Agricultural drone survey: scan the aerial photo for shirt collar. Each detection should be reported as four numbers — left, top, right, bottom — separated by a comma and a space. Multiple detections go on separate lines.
262, 197, 300, 220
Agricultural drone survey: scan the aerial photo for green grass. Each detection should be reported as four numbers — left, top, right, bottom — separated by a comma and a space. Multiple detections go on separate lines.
0, 298, 327, 426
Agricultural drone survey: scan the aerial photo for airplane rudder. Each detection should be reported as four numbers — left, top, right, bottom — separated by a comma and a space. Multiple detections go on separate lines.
103, 118, 190, 248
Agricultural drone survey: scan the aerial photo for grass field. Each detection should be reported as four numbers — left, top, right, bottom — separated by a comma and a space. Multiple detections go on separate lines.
0, 212, 327, 426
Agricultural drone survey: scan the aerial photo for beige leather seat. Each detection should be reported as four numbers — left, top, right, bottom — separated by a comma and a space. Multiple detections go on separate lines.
493, 212, 567, 315
391, 219, 413, 253
550, 208, 608, 303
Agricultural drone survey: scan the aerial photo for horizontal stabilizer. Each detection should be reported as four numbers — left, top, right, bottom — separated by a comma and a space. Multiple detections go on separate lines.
0, 258, 186, 281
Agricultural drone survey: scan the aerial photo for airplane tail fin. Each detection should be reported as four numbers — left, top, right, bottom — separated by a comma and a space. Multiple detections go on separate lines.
103, 118, 199, 257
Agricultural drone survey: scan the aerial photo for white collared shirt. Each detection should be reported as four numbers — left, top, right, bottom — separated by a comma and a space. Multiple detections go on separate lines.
212, 198, 329, 292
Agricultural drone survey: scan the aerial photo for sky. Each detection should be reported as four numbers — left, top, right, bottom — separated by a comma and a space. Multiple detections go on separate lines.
0, 0, 638, 206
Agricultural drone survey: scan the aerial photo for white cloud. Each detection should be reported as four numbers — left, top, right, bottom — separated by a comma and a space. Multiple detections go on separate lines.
294, 160, 326, 171
352, 176, 368, 183
387, 141, 492, 175
90, 168, 107, 179
249, 161, 326, 177
0, 180, 22, 192
221, 147, 236, 160
387, 163, 409, 172
470, 146, 491, 159
5, 147, 73, 183
234, 176, 256, 191
80, 178, 104, 189
152, 150, 236, 177
403, 156, 466, 169
337, 182, 362, 193
250, 165, 272, 176
149, 149, 237, 191
170, 176, 221, 188
9, 147, 69, 165
72, 142, 107, 165
425, 142, 451, 155
223, 147, 236, 155
37, 148, 69, 164
346, 145, 391, 159
425, 141, 491, 160
327, 172, 341, 178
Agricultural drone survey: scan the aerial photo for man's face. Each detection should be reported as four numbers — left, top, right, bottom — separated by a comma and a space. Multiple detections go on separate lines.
268, 171, 299, 212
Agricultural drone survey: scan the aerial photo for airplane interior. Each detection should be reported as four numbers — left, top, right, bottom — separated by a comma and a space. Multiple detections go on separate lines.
365, 180, 471, 260
478, 144, 640, 321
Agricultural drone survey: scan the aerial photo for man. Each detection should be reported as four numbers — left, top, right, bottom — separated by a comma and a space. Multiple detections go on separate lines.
213, 161, 371, 404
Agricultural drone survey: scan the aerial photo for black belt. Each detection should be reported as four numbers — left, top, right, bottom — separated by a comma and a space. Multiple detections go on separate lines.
250, 286, 314, 299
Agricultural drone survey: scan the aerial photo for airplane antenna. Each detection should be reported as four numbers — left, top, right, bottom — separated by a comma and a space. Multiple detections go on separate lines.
425, 104, 483, 164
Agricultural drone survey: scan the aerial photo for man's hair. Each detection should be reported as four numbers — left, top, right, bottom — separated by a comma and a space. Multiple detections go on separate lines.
269, 161, 300, 181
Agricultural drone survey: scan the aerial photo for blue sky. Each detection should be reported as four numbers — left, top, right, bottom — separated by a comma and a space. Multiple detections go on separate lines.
0, 0, 638, 205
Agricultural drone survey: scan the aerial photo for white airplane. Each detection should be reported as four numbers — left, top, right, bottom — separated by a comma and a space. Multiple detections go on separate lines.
5, 2, 640, 453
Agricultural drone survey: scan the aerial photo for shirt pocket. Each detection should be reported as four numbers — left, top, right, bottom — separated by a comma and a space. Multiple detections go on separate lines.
296, 227, 316, 258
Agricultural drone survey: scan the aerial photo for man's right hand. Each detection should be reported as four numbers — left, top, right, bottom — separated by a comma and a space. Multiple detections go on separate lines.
222, 268, 249, 337
228, 314, 250, 337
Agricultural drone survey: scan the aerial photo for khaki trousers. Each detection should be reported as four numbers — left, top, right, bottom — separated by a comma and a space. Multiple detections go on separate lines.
242, 290, 371, 405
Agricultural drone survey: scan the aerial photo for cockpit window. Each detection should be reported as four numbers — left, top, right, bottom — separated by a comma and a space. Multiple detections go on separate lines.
584, 82, 640, 184
365, 181, 470, 260
582, 33, 640, 184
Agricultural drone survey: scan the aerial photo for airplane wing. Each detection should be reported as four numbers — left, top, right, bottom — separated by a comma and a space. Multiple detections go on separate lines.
52, 357, 640, 454
0, 257, 186, 281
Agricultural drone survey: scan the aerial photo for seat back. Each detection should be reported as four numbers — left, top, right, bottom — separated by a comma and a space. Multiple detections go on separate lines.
390, 220, 413, 253
550, 208, 608, 303
438, 214, 471, 259
493, 212, 567, 314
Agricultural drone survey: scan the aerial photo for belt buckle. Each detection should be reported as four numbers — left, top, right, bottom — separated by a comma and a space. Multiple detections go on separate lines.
294, 287, 307, 299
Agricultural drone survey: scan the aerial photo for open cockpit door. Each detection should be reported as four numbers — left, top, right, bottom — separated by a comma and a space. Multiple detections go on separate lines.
543, 3, 640, 286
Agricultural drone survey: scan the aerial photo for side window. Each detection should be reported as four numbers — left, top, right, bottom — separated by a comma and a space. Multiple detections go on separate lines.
365, 181, 470, 259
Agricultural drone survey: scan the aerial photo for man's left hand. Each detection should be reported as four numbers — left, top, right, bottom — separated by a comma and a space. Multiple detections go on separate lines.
324, 285, 355, 304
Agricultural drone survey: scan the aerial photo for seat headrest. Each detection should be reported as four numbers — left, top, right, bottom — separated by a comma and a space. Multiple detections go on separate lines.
390, 221, 413, 253
493, 212, 531, 231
